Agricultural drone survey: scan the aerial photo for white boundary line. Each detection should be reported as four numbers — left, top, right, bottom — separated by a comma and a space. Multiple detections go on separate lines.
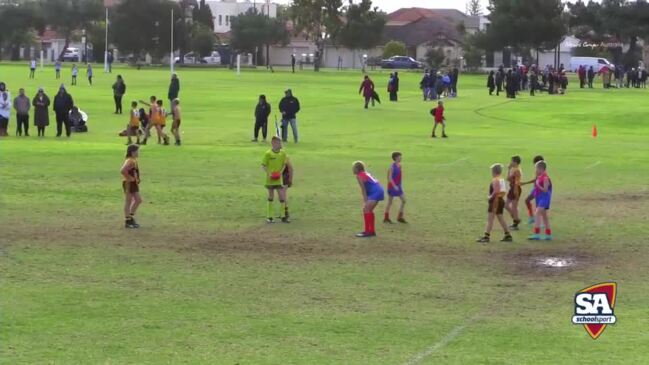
434, 157, 470, 168
402, 316, 478, 365
585, 161, 601, 170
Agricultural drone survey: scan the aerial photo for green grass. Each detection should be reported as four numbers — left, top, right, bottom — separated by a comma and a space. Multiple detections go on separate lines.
1, 64, 648, 364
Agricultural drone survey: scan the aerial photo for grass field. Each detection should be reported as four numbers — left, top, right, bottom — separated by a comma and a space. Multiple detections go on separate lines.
1, 63, 648, 364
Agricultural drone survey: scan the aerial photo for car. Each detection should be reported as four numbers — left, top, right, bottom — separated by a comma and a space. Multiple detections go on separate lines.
570, 56, 613, 72
62, 48, 81, 62
380, 56, 422, 69
175, 51, 221, 65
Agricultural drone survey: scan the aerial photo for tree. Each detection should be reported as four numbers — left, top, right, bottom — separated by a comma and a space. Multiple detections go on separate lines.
567, 0, 649, 67
290, 0, 343, 71
193, 0, 214, 30
230, 8, 289, 65
336, 0, 386, 69
382, 40, 406, 58
39, 0, 104, 60
466, 0, 482, 16
0, 1, 45, 60
462, 33, 485, 70
112, 0, 182, 62
485, 0, 567, 55
424, 47, 446, 68
191, 23, 216, 57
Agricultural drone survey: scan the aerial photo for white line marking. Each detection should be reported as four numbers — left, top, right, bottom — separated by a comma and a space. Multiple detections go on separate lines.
435, 157, 470, 168
402, 317, 476, 365
585, 161, 601, 170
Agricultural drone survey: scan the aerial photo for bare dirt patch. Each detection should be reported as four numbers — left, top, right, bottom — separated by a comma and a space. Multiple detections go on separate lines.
501, 246, 600, 278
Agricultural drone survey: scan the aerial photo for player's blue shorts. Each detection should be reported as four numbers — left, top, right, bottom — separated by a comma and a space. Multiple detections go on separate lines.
388, 186, 403, 197
536, 192, 552, 210
367, 186, 385, 202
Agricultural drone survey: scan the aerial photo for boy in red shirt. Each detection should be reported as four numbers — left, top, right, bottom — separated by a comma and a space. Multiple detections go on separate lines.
430, 100, 447, 138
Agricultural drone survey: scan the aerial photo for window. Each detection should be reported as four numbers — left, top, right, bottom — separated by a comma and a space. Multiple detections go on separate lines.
226, 15, 229, 26
598, 59, 606, 64
218, 15, 222, 26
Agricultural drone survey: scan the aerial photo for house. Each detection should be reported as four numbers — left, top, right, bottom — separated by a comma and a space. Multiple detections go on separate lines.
382, 8, 480, 66
206, 0, 278, 34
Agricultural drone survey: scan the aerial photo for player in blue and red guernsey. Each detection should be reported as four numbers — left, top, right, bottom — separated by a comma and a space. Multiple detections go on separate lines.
353, 161, 384, 238
529, 160, 553, 241
384, 152, 407, 223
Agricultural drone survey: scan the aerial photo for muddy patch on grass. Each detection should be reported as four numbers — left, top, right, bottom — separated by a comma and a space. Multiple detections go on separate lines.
501, 247, 600, 278
566, 191, 649, 203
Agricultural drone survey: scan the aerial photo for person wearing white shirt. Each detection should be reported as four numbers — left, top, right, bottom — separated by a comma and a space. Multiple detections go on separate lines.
0, 85, 12, 137
29, 59, 37, 79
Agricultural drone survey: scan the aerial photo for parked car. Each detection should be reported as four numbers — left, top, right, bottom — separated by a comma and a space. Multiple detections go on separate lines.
570, 56, 613, 72
380, 56, 423, 69
62, 48, 81, 62
174, 51, 221, 65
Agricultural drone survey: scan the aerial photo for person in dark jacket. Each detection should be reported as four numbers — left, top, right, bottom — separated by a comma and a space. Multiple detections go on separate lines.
33, 87, 50, 137
253, 95, 271, 142
450, 67, 459, 96
495, 66, 504, 96
53, 85, 74, 137
279, 89, 300, 143
359, 75, 375, 109
505, 70, 516, 98
587, 66, 595, 88
487, 71, 495, 95
530, 70, 539, 96
388, 72, 399, 101
168, 73, 180, 103
420, 72, 431, 101
112, 75, 126, 114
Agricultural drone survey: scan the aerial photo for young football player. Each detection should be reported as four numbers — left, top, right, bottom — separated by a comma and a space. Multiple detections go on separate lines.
282, 157, 294, 219
138, 96, 157, 145
505, 155, 522, 230
430, 100, 447, 138
521, 155, 545, 224
261, 137, 289, 223
155, 99, 170, 145
171, 98, 182, 146
353, 161, 384, 238
384, 152, 406, 223
477, 163, 513, 243
126, 101, 140, 145
529, 160, 553, 241
121, 144, 142, 229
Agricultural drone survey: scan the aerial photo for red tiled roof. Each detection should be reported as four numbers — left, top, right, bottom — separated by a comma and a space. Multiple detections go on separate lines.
388, 8, 441, 23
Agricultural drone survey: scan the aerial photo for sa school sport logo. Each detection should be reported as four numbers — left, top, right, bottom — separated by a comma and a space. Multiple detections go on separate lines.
572, 282, 617, 339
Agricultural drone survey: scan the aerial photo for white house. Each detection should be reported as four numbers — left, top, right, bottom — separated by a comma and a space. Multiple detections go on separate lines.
206, 0, 278, 34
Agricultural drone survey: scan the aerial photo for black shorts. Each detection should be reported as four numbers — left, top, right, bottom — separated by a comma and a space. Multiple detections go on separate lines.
488, 197, 505, 214
123, 181, 139, 194
507, 185, 522, 200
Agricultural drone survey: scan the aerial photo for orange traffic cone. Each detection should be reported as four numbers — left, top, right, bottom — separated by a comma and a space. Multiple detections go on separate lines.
592, 124, 598, 138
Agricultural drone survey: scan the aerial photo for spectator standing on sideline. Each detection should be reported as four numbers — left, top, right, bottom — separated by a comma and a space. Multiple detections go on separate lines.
291, 54, 296, 73
388, 72, 399, 101
279, 89, 300, 143
14, 88, 31, 136
29, 59, 37, 79
55, 60, 62, 79
107, 51, 114, 73
53, 85, 74, 137
588, 66, 595, 89
33, 87, 50, 137
168, 73, 180, 103
359, 75, 375, 109
450, 67, 459, 96
71, 64, 78, 85
495, 65, 504, 96
487, 71, 495, 95
253, 94, 271, 142
112, 75, 126, 114
87, 64, 93, 85
0, 89, 11, 137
